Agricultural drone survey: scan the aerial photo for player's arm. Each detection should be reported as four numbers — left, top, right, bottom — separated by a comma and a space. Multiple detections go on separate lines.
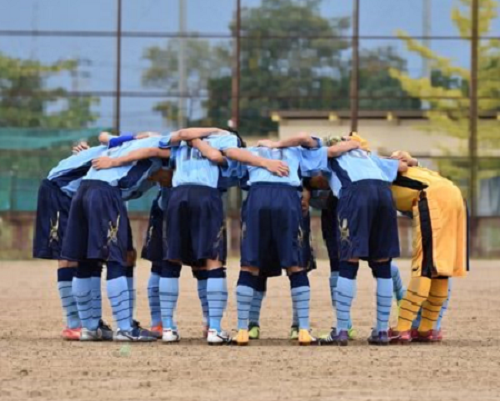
327, 140, 360, 157
258, 132, 321, 149
391, 150, 418, 167
170, 127, 224, 144
397, 160, 409, 173
72, 141, 90, 154
92, 147, 171, 170
190, 138, 227, 166
223, 148, 290, 177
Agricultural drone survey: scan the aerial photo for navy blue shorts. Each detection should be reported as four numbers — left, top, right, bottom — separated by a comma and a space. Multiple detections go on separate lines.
321, 195, 340, 271
301, 211, 317, 272
141, 191, 164, 262
61, 180, 130, 265
337, 180, 400, 261
33, 179, 72, 260
241, 184, 303, 273
165, 185, 226, 267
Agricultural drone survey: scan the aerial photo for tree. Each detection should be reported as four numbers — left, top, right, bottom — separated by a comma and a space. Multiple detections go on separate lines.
389, 0, 500, 186
0, 53, 98, 128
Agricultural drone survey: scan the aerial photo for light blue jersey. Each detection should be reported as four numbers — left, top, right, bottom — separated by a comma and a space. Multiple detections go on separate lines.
165, 133, 238, 188
241, 146, 325, 187
318, 147, 399, 196
84, 136, 166, 200
48, 145, 108, 197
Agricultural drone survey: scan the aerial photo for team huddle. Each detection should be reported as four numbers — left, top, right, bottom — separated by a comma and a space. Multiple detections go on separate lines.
33, 128, 468, 346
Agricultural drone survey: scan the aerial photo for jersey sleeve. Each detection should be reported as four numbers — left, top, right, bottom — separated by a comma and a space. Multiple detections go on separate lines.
213, 135, 239, 151
299, 147, 329, 176
159, 134, 174, 149
370, 154, 399, 183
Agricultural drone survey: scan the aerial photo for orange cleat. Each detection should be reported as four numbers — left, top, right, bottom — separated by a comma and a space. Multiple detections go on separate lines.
150, 324, 163, 340
62, 327, 81, 341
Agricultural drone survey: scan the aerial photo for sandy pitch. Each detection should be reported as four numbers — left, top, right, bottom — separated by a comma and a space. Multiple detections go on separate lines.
0, 259, 499, 401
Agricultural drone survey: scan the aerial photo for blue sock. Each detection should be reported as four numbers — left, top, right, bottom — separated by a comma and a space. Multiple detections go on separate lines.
236, 271, 257, 330
57, 267, 80, 329
249, 276, 266, 326
337, 262, 358, 331
292, 298, 299, 327
73, 264, 94, 330
126, 266, 135, 324
436, 279, 452, 331
148, 263, 161, 327
194, 270, 209, 326
106, 262, 131, 331
159, 263, 181, 330
412, 309, 422, 330
90, 263, 102, 329
376, 278, 393, 331
391, 262, 406, 302
371, 261, 393, 332
207, 268, 228, 332
329, 271, 339, 326
289, 271, 310, 330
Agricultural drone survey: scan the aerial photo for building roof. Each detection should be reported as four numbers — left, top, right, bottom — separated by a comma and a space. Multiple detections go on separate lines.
270, 110, 498, 120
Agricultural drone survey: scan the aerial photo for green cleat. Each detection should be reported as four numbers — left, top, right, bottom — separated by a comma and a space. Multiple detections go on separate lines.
289, 325, 299, 340
248, 323, 260, 340
348, 327, 357, 340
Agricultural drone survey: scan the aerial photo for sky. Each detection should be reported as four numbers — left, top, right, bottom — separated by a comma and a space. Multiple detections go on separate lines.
1, 0, 499, 132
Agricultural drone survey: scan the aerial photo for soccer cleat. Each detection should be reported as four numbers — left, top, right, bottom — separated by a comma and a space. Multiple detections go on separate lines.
389, 329, 412, 345
233, 329, 250, 346
411, 328, 419, 340
202, 324, 209, 339
98, 320, 114, 341
319, 329, 349, 346
248, 323, 261, 340
289, 325, 299, 340
416, 329, 442, 343
114, 327, 157, 342
80, 328, 101, 342
150, 324, 163, 340
62, 327, 81, 341
433, 329, 443, 342
298, 329, 317, 346
207, 329, 232, 345
347, 327, 357, 341
367, 329, 390, 346
162, 328, 181, 343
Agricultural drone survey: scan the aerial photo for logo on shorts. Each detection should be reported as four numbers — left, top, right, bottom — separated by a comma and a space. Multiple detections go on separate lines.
145, 225, 154, 247
339, 218, 350, 243
49, 212, 60, 244
107, 215, 120, 245
297, 226, 304, 248
214, 220, 226, 250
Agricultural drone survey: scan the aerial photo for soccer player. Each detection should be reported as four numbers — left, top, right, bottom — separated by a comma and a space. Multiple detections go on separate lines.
261, 132, 406, 346
388, 151, 467, 344
62, 135, 171, 342
233, 136, 357, 346
33, 132, 126, 340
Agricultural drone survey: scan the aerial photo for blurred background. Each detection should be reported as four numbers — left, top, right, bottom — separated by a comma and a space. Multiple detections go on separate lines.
0, 0, 498, 259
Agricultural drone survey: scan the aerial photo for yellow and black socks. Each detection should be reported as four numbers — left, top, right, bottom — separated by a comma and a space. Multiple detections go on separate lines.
397, 276, 431, 332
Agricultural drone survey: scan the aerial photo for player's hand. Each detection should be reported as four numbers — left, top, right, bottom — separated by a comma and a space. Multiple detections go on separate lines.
263, 159, 289, 177
343, 140, 360, 151
73, 141, 89, 154
257, 139, 279, 148
135, 131, 160, 139
92, 156, 117, 170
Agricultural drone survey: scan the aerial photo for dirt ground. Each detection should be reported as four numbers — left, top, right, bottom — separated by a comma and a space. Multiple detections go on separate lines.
0, 259, 499, 401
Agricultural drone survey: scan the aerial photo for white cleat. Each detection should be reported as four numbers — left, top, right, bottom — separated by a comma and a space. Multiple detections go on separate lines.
162, 328, 181, 343
207, 329, 231, 346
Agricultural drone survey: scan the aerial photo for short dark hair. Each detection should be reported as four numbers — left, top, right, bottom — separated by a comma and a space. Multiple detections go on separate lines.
226, 128, 247, 148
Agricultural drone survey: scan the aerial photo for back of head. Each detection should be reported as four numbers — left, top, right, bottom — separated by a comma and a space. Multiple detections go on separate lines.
225, 128, 246, 148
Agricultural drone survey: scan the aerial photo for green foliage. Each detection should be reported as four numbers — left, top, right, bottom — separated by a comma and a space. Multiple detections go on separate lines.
143, 0, 420, 135
0, 53, 98, 128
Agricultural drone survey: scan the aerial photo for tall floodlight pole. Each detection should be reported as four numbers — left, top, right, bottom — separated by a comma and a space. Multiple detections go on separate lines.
231, 0, 242, 129
178, 0, 187, 129
422, 0, 431, 77
350, 0, 360, 132
115, 0, 122, 132
469, 0, 479, 243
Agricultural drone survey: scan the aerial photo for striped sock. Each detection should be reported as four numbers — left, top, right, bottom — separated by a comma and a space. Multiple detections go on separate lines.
90, 264, 102, 329
419, 278, 449, 332
73, 264, 94, 330
436, 279, 452, 331
148, 263, 161, 327
376, 278, 393, 332
207, 268, 228, 332
126, 266, 136, 324
337, 262, 358, 331
159, 277, 179, 330
195, 270, 209, 326
289, 271, 310, 330
397, 277, 431, 332
329, 271, 339, 326
236, 271, 257, 330
57, 267, 80, 329
106, 262, 131, 331
412, 310, 422, 330
249, 290, 265, 326
391, 262, 406, 302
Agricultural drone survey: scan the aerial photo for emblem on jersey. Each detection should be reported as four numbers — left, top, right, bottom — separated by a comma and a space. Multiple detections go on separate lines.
107, 215, 120, 245
49, 212, 60, 244
339, 218, 350, 243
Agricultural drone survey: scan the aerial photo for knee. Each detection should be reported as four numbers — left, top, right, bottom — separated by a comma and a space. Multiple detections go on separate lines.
339, 261, 359, 280
369, 260, 392, 279
161, 261, 182, 278
289, 270, 309, 288
106, 262, 127, 280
